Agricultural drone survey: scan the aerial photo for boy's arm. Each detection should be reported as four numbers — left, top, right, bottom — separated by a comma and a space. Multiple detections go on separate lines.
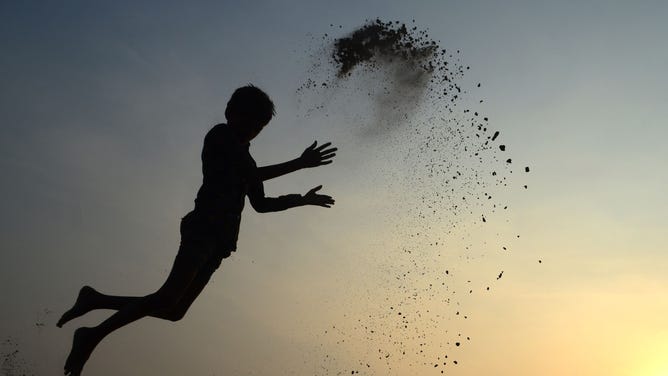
255, 158, 302, 182
247, 179, 334, 213
256, 141, 337, 181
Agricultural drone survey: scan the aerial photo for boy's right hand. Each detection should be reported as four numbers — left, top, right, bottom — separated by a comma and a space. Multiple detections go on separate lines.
302, 185, 335, 208
299, 141, 337, 168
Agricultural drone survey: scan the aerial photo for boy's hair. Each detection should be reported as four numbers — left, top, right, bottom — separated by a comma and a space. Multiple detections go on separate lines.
225, 84, 276, 125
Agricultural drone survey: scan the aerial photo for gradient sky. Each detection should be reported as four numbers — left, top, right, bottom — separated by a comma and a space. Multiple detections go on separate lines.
1, 1, 667, 375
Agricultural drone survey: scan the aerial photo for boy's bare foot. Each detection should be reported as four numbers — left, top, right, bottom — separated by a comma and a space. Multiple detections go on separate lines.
57, 286, 98, 328
64, 327, 99, 376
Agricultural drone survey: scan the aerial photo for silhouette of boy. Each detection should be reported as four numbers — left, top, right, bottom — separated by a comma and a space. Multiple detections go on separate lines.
57, 85, 337, 375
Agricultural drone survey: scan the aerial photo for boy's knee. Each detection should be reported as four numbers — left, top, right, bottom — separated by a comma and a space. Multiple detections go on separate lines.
149, 292, 182, 312
149, 291, 191, 321
164, 308, 187, 322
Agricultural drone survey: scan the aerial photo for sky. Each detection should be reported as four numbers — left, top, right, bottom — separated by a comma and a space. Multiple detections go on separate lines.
1, 1, 667, 375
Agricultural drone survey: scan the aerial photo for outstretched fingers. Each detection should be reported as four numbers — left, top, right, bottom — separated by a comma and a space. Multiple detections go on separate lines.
304, 185, 335, 208
318, 195, 335, 208
301, 141, 338, 168
316, 144, 337, 156
315, 144, 337, 166
307, 185, 323, 195
314, 142, 331, 151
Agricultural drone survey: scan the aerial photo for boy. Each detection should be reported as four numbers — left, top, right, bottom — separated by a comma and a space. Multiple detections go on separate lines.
58, 85, 337, 375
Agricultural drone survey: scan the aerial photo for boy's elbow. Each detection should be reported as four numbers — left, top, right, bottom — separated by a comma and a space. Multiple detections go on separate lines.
253, 206, 270, 213
250, 200, 270, 213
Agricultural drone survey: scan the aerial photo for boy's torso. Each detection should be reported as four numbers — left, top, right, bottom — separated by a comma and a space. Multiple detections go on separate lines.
194, 123, 256, 216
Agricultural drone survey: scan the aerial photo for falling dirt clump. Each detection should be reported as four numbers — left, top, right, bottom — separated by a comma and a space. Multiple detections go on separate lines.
332, 20, 438, 78
297, 19, 470, 137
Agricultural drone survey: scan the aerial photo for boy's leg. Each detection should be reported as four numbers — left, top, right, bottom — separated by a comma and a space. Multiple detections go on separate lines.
58, 253, 224, 327
57, 286, 185, 327
159, 253, 224, 321
57, 215, 216, 327
57, 287, 143, 328
63, 250, 202, 376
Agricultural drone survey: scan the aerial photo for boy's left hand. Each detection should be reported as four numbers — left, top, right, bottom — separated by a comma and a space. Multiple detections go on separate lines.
299, 141, 337, 168
302, 185, 335, 208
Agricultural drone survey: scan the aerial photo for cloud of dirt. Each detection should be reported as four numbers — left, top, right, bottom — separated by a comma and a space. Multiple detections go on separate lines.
298, 19, 464, 138
296, 18, 532, 375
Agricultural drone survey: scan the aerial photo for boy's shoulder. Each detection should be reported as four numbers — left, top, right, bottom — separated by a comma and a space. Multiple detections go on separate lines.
206, 122, 230, 136
204, 123, 234, 145
203, 123, 249, 157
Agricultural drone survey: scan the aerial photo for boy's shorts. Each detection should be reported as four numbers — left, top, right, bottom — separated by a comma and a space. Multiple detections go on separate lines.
176, 210, 240, 274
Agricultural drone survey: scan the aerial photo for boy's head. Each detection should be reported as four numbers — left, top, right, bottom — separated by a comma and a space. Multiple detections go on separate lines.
225, 85, 275, 141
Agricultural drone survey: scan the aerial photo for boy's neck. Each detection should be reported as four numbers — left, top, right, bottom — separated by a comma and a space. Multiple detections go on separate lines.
226, 123, 251, 145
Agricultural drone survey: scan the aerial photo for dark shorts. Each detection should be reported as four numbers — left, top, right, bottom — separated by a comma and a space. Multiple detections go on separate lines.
176, 210, 240, 274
